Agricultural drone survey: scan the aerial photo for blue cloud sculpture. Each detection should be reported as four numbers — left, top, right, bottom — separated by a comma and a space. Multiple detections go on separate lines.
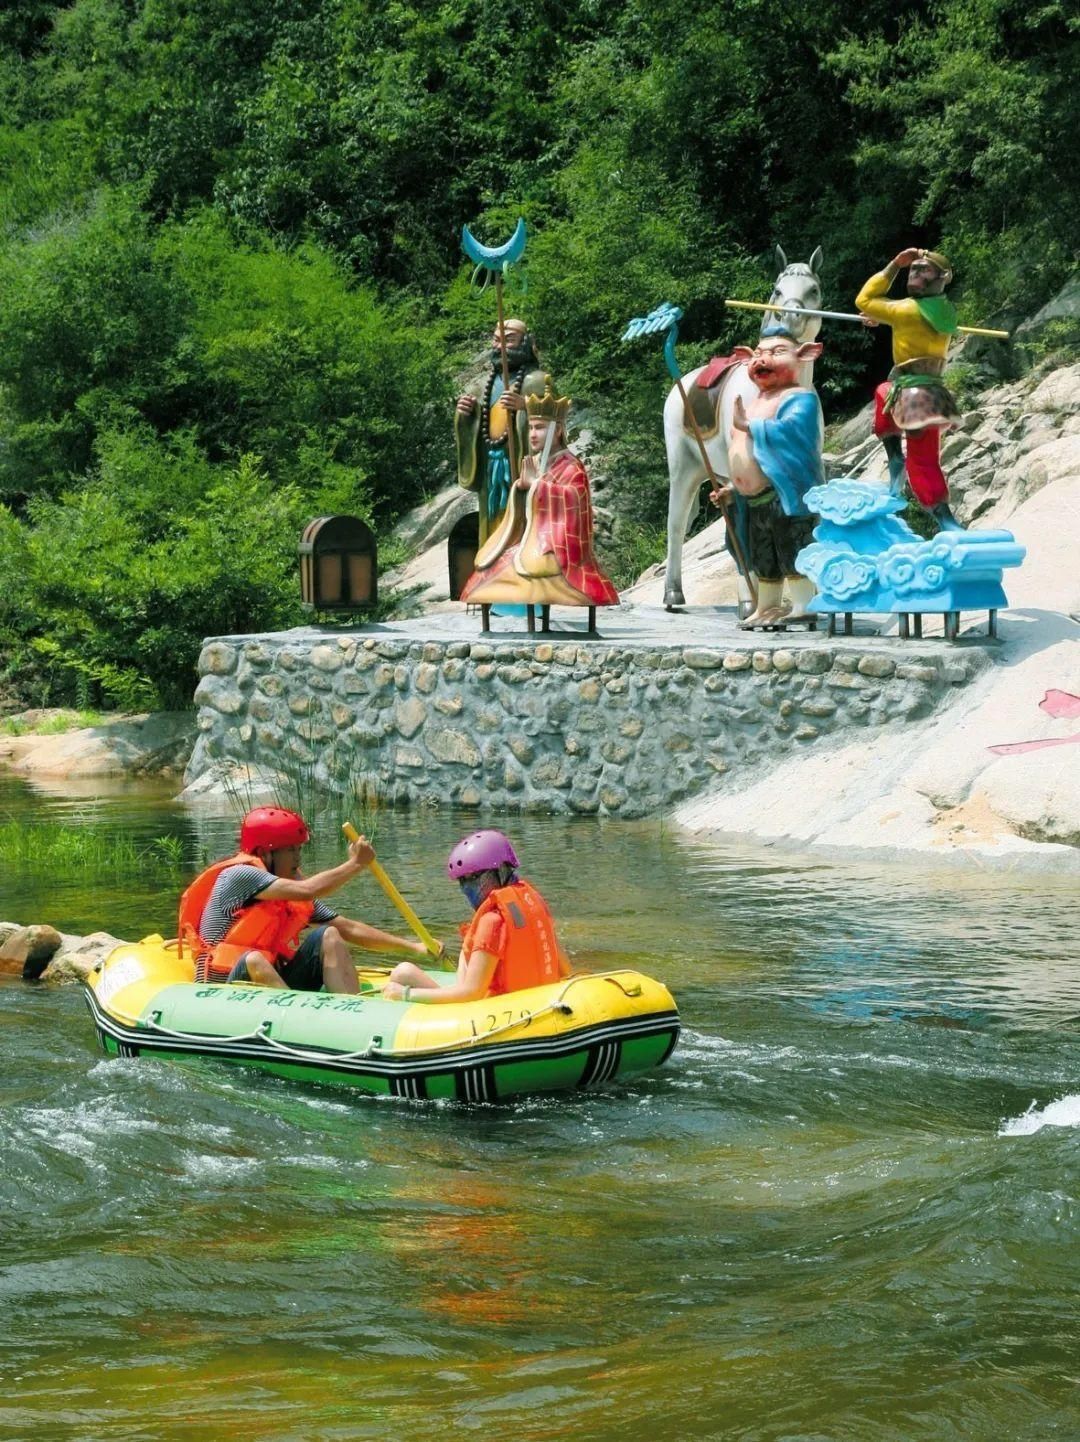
796, 478, 1025, 619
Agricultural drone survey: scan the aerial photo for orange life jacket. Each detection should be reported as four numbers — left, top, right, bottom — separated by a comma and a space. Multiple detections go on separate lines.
461, 879, 562, 997
178, 852, 315, 984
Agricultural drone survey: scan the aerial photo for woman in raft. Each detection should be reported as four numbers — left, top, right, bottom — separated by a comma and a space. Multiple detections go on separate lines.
382, 830, 571, 1004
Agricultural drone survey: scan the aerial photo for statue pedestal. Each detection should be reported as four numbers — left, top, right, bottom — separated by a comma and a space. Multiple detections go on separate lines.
796, 479, 1026, 640
479, 603, 599, 637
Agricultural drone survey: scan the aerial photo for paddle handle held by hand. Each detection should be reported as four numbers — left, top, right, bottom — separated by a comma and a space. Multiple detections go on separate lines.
342, 823, 444, 958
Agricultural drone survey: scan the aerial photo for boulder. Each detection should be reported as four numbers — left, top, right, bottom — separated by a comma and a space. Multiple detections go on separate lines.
826, 402, 874, 455
990, 475, 1080, 616
383, 486, 483, 612
622, 516, 740, 607
1014, 273, 1080, 351
0, 923, 62, 980
178, 760, 286, 804
382, 539, 460, 613
5, 712, 193, 779
47, 931, 126, 983
390, 486, 477, 556
979, 753, 1080, 850
821, 357, 1080, 527
0, 922, 132, 982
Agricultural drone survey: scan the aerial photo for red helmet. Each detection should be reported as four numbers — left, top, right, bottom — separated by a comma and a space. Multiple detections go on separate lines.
240, 807, 310, 852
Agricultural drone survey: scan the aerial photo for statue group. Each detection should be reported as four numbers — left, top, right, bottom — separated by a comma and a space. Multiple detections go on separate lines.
654, 242, 1021, 632
453, 228, 1019, 636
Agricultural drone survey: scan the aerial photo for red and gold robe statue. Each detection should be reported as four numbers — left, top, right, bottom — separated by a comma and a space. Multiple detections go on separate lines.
460, 383, 619, 609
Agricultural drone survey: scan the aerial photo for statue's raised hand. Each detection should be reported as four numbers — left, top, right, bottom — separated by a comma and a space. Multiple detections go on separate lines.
732, 395, 750, 432
891, 248, 920, 268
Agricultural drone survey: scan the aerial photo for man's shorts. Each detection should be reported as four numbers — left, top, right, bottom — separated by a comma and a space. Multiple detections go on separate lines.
747, 492, 815, 581
226, 926, 328, 991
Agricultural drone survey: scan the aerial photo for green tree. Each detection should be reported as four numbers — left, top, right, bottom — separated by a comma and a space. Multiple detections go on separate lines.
830, 0, 1080, 314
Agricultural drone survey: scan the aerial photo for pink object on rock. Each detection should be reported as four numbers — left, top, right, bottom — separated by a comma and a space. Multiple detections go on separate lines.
988, 690, 1080, 756
1041, 689, 1080, 719
988, 734, 1080, 757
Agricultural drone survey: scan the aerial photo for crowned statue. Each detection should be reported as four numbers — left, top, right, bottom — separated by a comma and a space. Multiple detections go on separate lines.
460, 377, 620, 623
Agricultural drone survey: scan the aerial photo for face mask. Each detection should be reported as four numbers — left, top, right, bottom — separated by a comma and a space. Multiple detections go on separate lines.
460, 878, 488, 911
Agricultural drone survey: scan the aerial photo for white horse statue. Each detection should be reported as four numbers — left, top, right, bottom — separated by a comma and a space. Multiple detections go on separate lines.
660, 245, 824, 609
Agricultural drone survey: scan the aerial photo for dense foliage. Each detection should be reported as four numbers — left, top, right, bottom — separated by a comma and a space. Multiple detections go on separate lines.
0, 0, 1076, 705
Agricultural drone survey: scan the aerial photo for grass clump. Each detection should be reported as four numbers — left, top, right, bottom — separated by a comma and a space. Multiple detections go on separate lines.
0, 820, 185, 874
217, 699, 386, 849
35, 709, 104, 735
1, 709, 104, 737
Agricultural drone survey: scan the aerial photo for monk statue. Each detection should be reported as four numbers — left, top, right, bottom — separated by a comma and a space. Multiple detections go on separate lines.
455, 319, 548, 543
856, 247, 963, 530
713, 332, 824, 629
461, 376, 620, 630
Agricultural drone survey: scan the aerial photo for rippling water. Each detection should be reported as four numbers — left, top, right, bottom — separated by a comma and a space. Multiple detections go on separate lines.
1, 772, 1078, 1440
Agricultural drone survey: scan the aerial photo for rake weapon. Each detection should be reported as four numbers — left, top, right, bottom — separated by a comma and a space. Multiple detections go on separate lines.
623, 303, 756, 606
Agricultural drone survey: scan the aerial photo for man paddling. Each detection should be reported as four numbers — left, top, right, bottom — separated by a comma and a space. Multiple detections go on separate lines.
179, 807, 426, 993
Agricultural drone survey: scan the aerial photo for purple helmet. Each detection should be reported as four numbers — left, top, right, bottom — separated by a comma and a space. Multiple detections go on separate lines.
446, 830, 519, 880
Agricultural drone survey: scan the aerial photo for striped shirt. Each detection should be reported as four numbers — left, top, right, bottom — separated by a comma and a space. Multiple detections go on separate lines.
199, 864, 337, 945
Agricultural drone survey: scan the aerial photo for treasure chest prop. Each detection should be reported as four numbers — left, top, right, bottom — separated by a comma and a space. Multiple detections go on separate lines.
299, 516, 377, 613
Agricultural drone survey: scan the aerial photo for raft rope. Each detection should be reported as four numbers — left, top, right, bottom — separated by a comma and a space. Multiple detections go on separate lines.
364, 974, 646, 1059
94, 971, 651, 1064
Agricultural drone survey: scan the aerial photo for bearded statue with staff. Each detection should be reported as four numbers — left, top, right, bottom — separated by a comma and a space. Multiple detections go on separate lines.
456, 219, 548, 544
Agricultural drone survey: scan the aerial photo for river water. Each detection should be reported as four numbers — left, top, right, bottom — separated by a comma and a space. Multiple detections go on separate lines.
1, 771, 1078, 1441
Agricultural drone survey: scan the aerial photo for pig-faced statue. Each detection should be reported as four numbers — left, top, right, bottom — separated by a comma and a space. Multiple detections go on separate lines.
723, 333, 825, 628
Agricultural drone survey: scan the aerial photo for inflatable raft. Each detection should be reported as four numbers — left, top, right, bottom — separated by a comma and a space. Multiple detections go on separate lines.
85, 936, 680, 1101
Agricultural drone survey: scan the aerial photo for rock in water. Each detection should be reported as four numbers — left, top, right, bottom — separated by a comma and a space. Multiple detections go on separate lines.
0, 924, 63, 980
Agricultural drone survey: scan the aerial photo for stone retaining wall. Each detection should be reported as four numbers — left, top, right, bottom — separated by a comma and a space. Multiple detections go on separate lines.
187, 629, 989, 819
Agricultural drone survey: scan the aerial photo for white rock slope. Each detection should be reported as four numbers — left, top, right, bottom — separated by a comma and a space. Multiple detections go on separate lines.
675, 360, 1080, 868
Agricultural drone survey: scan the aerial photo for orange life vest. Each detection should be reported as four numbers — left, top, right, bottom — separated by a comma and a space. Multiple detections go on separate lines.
461, 879, 562, 997
178, 852, 315, 984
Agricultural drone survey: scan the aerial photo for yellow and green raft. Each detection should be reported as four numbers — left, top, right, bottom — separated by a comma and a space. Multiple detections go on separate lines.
85, 937, 680, 1101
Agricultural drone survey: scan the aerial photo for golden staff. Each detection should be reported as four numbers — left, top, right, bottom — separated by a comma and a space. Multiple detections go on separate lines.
725, 299, 1010, 339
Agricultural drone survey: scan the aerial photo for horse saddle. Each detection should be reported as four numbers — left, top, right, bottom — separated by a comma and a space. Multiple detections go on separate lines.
682, 353, 742, 439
